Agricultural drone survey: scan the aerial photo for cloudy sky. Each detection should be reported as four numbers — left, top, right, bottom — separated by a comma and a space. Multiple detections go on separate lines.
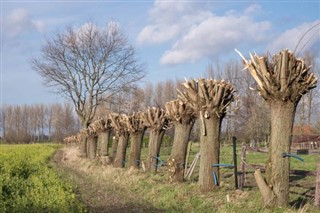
1, 0, 319, 105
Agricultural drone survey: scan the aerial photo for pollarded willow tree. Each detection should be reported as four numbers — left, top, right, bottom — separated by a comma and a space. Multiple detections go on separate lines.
237, 49, 317, 207
31, 22, 145, 156
178, 78, 235, 192
143, 107, 170, 173
165, 99, 196, 182
125, 112, 147, 169
79, 126, 98, 160
110, 113, 129, 168
90, 116, 112, 158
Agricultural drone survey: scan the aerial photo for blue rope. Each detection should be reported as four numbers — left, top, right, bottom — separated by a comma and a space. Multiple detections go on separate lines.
212, 171, 219, 186
211, 164, 234, 187
153, 156, 165, 167
281, 153, 304, 162
212, 164, 234, 168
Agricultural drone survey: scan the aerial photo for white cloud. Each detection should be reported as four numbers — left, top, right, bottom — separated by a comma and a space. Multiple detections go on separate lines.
161, 13, 271, 65
244, 4, 262, 15
267, 20, 320, 54
138, 2, 272, 65
137, 1, 211, 44
3, 8, 45, 38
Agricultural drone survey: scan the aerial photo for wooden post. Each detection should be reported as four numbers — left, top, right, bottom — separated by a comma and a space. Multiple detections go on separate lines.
184, 141, 192, 175
239, 144, 247, 190
315, 156, 320, 208
233, 136, 238, 189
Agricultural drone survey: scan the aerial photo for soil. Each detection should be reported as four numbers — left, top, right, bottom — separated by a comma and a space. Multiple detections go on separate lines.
52, 147, 164, 213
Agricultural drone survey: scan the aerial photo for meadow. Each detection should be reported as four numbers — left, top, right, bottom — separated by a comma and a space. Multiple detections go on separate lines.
0, 142, 318, 212
0, 144, 84, 213
58, 141, 318, 213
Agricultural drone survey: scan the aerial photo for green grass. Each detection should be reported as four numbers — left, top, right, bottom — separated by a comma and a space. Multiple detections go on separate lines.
127, 142, 318, 212
0, 144, 85, 213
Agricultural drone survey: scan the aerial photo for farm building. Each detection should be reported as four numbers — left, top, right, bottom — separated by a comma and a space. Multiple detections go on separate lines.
291, 125, 320, 150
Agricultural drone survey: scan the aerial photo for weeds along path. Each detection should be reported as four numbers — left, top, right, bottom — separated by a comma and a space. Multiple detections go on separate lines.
52, 147, 164, 213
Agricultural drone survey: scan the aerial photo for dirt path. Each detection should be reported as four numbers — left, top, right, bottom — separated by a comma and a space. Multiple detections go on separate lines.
52, 148, 164, 213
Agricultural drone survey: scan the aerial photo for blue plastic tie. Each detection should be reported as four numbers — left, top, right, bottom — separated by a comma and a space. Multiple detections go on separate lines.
281, 153, 304, 162
212, 164, 234, 168
153, 156, 165, 167
212, 171, 219, 186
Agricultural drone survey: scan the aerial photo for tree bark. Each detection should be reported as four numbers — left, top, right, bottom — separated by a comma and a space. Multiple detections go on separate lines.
111, 135, 118, 161
80, 137, 87, 158
87, 135, 98, 160
265, 101, 296, 207
99, 130, 111, 156
199, 116, 221, 192
168, 122, 193, 182
113, 133, 129, 168
146, 130, 165, 173
128, 130, 145, 169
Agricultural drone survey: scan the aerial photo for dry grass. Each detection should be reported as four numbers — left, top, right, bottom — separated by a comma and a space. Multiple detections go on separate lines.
55, 146, 318, 213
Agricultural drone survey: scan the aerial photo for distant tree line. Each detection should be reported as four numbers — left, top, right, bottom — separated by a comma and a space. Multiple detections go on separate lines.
1, 53, 319, 144
101, 52, 320, 144
0, 103, 79, 143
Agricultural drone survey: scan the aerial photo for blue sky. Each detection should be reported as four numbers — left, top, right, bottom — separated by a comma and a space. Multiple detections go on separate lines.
1, 0, 319, 105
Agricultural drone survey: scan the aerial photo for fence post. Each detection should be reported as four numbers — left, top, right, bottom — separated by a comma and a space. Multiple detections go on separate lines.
315, 156, 320, 208
233, 136, 238, 189
239, 144, 247, 190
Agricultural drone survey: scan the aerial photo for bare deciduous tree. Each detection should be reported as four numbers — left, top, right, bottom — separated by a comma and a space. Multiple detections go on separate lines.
31, 21, 145, 129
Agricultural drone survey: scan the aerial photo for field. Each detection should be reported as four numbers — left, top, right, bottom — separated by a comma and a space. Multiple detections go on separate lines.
0, 143, 318, 213
58, 142, 318, 213
0, 144, 84, 212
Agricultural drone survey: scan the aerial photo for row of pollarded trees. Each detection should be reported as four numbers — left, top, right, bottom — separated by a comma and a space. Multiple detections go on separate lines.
65, 78, 235, 191
65, 49, 317, 208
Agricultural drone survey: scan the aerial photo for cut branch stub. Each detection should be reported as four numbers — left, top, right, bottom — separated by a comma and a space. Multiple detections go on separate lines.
165, 99, 196, 125
125, 112, 147, 133
177, 78, 235, 118
109, 113, 128, 135
142, 107, 170, 131
237, 49, 317, 102
90, 116, 112, 133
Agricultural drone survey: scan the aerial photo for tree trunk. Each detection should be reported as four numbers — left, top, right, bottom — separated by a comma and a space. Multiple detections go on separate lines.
113, 133, 129, 168
264, 101, 296, 207
315, 156, 320, 208
99, 130, 111, 156
146, 129, 165, 173
111, 135, 118, 161
168, 122, 193, 182
87, 135, 98, 160
128, 130, 145, 169
80, 137, 87, 158
199, 116, 221, 192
